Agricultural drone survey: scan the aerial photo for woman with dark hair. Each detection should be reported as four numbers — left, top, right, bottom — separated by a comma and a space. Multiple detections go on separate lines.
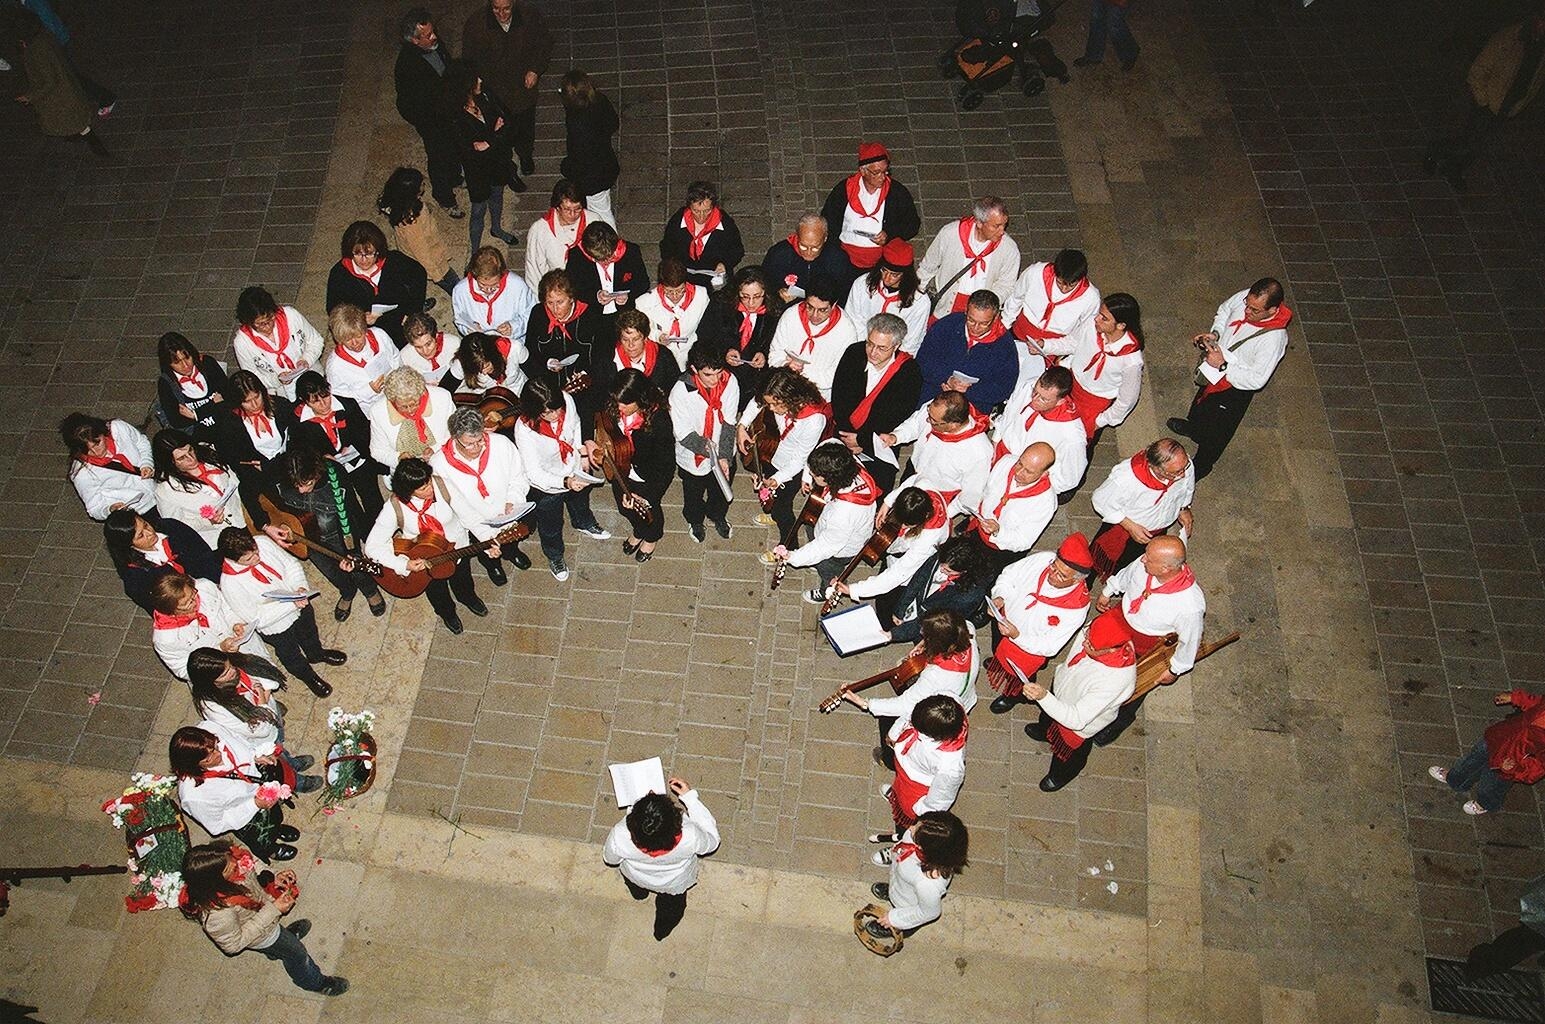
10, 8, 108, 156
838, 485, 951, 605
290, 370, 383, 526
844, 239, 928, 356
660, 180, 745, 287
558, 70, 620, 226
273, 446, 386, 622
698, 266, 780, 407
454, 331, 524, 399
512, 374, 609, 582
602, 775, 719, 941
399, 312, 462, 391
149, 571, 269, 680
593, 309, 681, 397
876, 535, 995, 645
151, 429, 255, 545
1041, 291, 1145, 441
445, 61, 524, 251
170, 720, 311, 862
156, 332, 229, 438
230, 286, 326, 402
565, 221, 650, 328
591, 368, 675, 561
179, 840, 347, 994
60, 411, 157, 521
636, 256, 710, 366
766, 441, 880, 604
103, 509, 220, 613
324, 220, 429, 348
734, 367, 827, 537
377, 166, 459, 297
524, 180, 587, 291
522, 269, 604, 410
872, 694, 967, 846
864, 810, 969, 939
187, 646, 316, 778
208, 371, 296, 504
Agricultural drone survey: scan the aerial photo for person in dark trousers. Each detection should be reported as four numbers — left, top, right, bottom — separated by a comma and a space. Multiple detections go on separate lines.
559, 70, 621, 226
661, 180, 745, 286
324, 220, 430, 348
1073, 0, 1139, 71
273, 447, 387, 624
1465, 876, 1545, 980
830, 311, 923, 494
393, 8, 464, 218
461, 0, 552, 177
602, 776, 720, 941
103, 510, 221, 614
873, 535, 995, 645
1424, 11, 1545, 192
445, 60, 525, 252
13, 0, 114, 113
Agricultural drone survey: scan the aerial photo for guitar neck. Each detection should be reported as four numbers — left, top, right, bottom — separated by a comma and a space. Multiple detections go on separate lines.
304, 538, 354, 564
425, 536, 498, 568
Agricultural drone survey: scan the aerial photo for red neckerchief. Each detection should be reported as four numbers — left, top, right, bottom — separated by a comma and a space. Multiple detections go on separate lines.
83, 432, 137, 472
932, 408, 991, 443
241, 308, 294, 369
1036, 264, 1090, 325
957, 215, 1002, 279
617, 410, 644, 442
186, 463, 226, 496
1083, 329, 1140, 380
989, 470, 1051, 520
176, 366, 206, 393
302, 400, 344, 448
1129, 452, 1174, 504
964, 316, 1005, 349
440, 439, 492, 498
422, 333, 447, 370
893, 840, 922, 863
684, 207, 722, 260
341, 257, 384, 294
211, 742, 259, 780
797, 304, 842, 355
222, 558, 281, 585
152, 600, 208, 631
544, 208, 586, 259
1069, 635, 1137, 668
240, 408, 274, 438
235, 669, 264, 702
333, 331, 379, 368
922, 490, 950, 530
735, 303, 761, 350
583, 239, 626, 268
878, 286, 901, 314
1023, 561, 1090, 612
1127, 565, 1196, 614
398, 389, 432, 444
848, 352, 912, 429
1228, 304, 1293, 331
405, 495, 445, 537
149, 535, 185, 573
546, 300, 588, 339
616, 341, 658, 376
780, 402, 828, 439
897, 718, 969, 754
692, 372, 731, 466
929, 648, 972, 672
1022, 396, 1080, 431
928, 565, 961, 595
656, 284, 697, 337
469, 274, 509, 328
846, 173, 890, 219
642, 832, 683, 857
536, 410, 575, 462
828, 467, 880, 506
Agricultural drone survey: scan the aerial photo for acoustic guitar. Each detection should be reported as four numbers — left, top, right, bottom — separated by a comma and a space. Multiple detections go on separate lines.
453, 385, 521, 432
818, 647, 930, 713
376, 521, 532, 599
255, 495, 384, 576
818, 513, 904, 614
591, 409, 653, 525
769, 488, 828, 591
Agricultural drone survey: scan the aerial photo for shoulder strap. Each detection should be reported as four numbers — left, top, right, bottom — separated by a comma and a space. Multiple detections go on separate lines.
433, 475, 454, 506
1224, 325, 1277, 355
390, 494, 404, 534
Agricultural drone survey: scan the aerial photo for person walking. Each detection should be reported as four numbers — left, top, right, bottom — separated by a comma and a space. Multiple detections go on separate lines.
1423, 12, 1545, 192
461, 0, 552, 179
602, 776, 720, 941
1073, 0, 1139, 72
1430, 689, 1545, 815
393, 8, 464, 218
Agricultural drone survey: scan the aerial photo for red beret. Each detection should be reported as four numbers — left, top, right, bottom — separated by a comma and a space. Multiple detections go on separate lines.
1087, 610, 1137, 666
858, 141, 889, 165
1056, 532, 1094, 572
879, 238, 914, 269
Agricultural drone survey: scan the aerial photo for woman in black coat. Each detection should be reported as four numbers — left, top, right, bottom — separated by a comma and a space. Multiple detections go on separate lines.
156, 331, 229, 441
697, 266, 781, 410
324, 220, 429, 348
103, 509, 220, 613
564, 220, 650, 334
207, 370, 297, 528
522, 269, 608, 419
659, 180, 745, 287
289, 371, 385, 526
590, 368, 676, 561
559, 70, 620, 226
446, 61, 524, 252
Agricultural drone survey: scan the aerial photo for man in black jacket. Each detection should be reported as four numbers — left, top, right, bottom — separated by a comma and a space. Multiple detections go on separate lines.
830, 312, 922, 494
819, 142, 921, 276
872, 535, 993, 644
394, 8, 464, 218
761, 214, 857, 305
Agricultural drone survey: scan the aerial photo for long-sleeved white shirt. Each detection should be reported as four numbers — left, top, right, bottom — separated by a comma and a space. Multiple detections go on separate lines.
326, 327, 402, 413
1041, 320, 1143, 429
452, 271, 535, 343
1102, 559, 1207, 675
844, 277, 930, 356
151, 578, 268, 680
196, 683, 282, 758
602, 789, 720, 895
887, 716, 966, 816
1038, 637, 1136, 739
973, 453, 1056, 553
177, 718, 266, 836
1090, 456, 1195, 532
366, 385, 456, 470
525, 211, 585, 294
1002, 262, 1100, 382
886, 831, 954, 930
363, 480, 471, 577
231, 305, 325, 401
917, 217, 1021, 319
430, 433, 531, 541
512, 395, 585, 494
69, 419, 156, 520
636, 285, 710, 366
868, 644, 980, 718
1197, 289, 1290, 392
738, 401, 827, 487
219, 536, 312, 636
154, 465, 248, 546
847, 491, 950, 601
786, 470, 878, 568
669, 374, 741, 476
890, 406, 993, 512
991, 550, 1089, 657
767, 305, 858, 397
399, 330, 462, 388
994, 381, 1088, 495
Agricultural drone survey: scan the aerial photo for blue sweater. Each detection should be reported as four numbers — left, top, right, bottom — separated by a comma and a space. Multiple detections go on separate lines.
914, 313, 1019, 412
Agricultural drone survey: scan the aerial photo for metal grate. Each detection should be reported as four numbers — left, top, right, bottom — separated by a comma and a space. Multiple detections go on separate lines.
1428, 957, 1545, 1023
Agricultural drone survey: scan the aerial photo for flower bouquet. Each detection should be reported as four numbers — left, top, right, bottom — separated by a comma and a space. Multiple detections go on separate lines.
321, 707, 378, 807
100, 773, 189, 913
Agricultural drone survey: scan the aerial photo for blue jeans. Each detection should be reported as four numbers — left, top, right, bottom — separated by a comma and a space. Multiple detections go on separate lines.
1448, 736, 1512, 812
468, 185, 510, 251
257, 924, 327, 990
1083, 0, 1138, 64
533, 488, 601, 562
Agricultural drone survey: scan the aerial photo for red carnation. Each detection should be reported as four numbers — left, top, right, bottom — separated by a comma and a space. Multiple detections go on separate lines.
1048, 615, 1060, 626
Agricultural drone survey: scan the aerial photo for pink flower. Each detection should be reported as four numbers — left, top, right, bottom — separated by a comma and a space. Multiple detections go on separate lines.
255, 782, 292, 803
87, 690, 102, 707
199, 504, 218, 521
321, 805, 336, 816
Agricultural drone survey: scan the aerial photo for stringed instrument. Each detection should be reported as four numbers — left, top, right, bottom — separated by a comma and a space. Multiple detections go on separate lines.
592, 409, 654, 524
376, 521, 532, 599
740, 404, 780, 487
255, 495, 384, 575
818, 647, 930, 713
1128, 630, 1240, 704
769, 488, 828, 590
453, 385, 521, 432
818, 512, 904, 614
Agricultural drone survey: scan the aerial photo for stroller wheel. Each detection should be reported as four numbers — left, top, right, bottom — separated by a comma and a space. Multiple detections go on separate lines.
1022, 76, 1046, 97
938, 50, 959, 77
960, 86, 984, 110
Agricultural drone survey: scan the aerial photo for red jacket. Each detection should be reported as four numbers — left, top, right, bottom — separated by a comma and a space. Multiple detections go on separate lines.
1486, 690, 1545, 784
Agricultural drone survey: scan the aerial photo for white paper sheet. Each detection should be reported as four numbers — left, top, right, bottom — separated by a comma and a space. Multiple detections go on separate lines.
819, 603, 891, 657
608, 756, 666, 808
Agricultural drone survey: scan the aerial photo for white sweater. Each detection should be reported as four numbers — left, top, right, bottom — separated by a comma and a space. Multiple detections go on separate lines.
1041, 320, 1143, 429
991, 550, 1089, 657
1102, 560, 1207, 675
154, 464, 248, 546
151, 578, 268, 680
1038, 635, 1137, 739
636, 285, 710, 366
326, 327, 402, 413
669, 374, 741, 476
219, 536, 312, 636
994, 380, 1088, 494
431, 434, 531, 541
891, 406, 993, 512
886, 831, 954, 930
176, 718, 266, 836
602, 790, 721, 895
917, 217, 1021, 319
1090, 457, 1195, 533
767, 305, 858, 397
844, 278, 930, 356
1197, 289, 1291, 392
366, 385, 456, 471
887, 717, 966, 816
231, 305, 326, 401
69, 419, 156, 520
512, 394, 585, 494
452, 271, 535, 343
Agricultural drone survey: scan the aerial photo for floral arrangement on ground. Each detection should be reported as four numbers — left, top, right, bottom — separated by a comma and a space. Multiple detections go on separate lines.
322, 706, 378, 809
100, 773, 189, 912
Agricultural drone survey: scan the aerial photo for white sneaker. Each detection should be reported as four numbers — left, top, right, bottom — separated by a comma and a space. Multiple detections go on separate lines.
0, 58, 11, 72
879, 783, 893, 800
1427, 765, 1448, 783
549, 559, 570, 582
576, 525, 612, 541
871, 848, 893, 867
1462, 800, 1488, 816
753, 512, 775, 527
803, 587, 825, 605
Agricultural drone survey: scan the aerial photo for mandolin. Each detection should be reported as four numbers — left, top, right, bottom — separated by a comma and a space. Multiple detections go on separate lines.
818, 647, 930, 713
769, 489, 828, 590
591, 409, 654, 524
818, 513, 904, 614
1127, 630, 1240, 704
376, 521, 532, 599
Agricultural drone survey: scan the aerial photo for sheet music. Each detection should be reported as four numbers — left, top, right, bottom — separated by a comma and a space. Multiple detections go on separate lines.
608, 756, 666, 808
484, 500, 536, 528
819, 603, 891, 657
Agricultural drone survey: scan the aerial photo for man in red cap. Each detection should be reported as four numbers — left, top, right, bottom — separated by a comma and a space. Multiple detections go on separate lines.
844, 238, 930, 357
984, 532, 1094, 714
1022, 611, 1137, 791
1002, 248, 1101, 385
820, 142, 921, 274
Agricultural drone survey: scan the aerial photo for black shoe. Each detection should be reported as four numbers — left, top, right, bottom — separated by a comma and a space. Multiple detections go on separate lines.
422, 298, 437, 313
287, 755, 315, 772
1166, 416, 1194, 439
989, 694, 1024, 715
622, 538, 641, 556
1039, 773, 1067, 792
1091, 724, 1123, 747
487, 561, 508, 586
295, 774, 322, 794
316, 977, 349, 997
635, 547, 653, 563
1024, 721, 1048, 743
313, 649, 347, 666
333, 597, 353, 622
520, 155, 534, 176
443, 614, 464, 635
275, 825, 301, 843
366, 593, 387, 617
509, 174, 528, 194
286, 918, 311, 940
870, 883, 892, 904
269, 844, 299, 862
492, 228, 519, 243
463, 595, 488, 617
440, 202, 466, 220
712, 519, 731, 539
508, 547, 531, 571
1073, 55, 1100, 67
863, 920, 894, 940
305, 677, 332, 698
688, 523, 705, 543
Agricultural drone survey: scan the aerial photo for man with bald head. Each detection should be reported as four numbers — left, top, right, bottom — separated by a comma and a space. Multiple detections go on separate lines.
1089, 534, 1207, 744
761, 213, 857, 305
970, 440, 1059, 572
1088, 437, 1195, 578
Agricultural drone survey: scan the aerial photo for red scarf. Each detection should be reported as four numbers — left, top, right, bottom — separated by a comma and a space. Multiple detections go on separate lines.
222, 558, 281, 585
1070, 635, 1137, 668
1083, 330, 1140, 380
922, 491, 950, 530
846, 173, 890, 219
235, 669, 264, 702
895, 717, 969, 754
989, 471, 1051, 520
152, 601, 208, 631
797, 304, 841, 355
929, 648, 973, 672
848, 352, 912, 430
83, 432, 137, 472
405, 496, 445, 537
932, 408, 991, 444
617, 410, 644, 442
683, 207, 722, 260
877, 286, 902, 314
957, 215, 1002, 279
656, 284, 697, 337
642, 832, 682, 857
537, 410, 575, 462
1023, 561, 1090, 612
398, 390, 433, 444
441, 439, 492, 497
1228, 304, 1293, 331
1129, 452, 1175, 504
422, 333, 447, 370
332, 331, 379, 368
1022, 395, 1080, 432
735, 304, 761, 350
829, 467, 880, 506
893, 840, 921, 863
544, 208, 586, 258
468, 274, 508, 328
964, 316, 1005, 349
780, 402, 828, 439
306, 403, 343, 448
241, 408, 274, 438
546, 301, 588, 339
176, 366, 206, 393
150, 536, 184, 573
692, 372, 731, 466
1035, 264, 1089, 326
240, 308, 294, 369
341, 257, 384, 294
186, 463, 226, 496
1126, 565, 1196, 614
616, 341, 658, 377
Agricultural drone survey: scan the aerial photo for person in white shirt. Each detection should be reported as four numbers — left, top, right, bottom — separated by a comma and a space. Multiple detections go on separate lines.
764, 441, 880, 604
1002, 248, 1100, 385
766, 275, 856, 398
668, 342, 740, 542
400, 311, 462, 390
994, 364, 1087, 496
151, 430, 254, 546
512, 375, 612, 582
985, 532, 1093, 714
367, 367, 455, 472
1168, 277, 1293, 480
232, 287, 326, 402
524, 180, 588, 294
844, 239, 930, 356
865, 811, 970, 938
149, 573, 268, 681
60, 413, 156, 520
882, 390, 993, 513
325, 304, 402, 413
635, 256, 710, 367
216, 528, 344, 698
839, 487, 952, 605
169, 722, 309, 862
431, 406, 534, 585
452, 245, 536, 347
1021, 612, 1137, 791
916, 196, 1021, 319
969, 442, 1058, 569
1089, 437, 1195, 578
452, 330, 527, 403
1040, 292, 1144, 441
186, 646, 316, 783
736, 368, 828, 538
875, 694, 968, 841
602, 775, 720, 941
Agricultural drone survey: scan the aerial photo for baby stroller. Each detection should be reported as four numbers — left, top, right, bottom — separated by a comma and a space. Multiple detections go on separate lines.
940, 0, 1068, 108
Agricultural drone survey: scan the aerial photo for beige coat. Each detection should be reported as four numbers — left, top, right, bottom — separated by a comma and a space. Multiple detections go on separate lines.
201, 877, 284, 955
393, 208, 454, 278
1468, 21, 1545, 116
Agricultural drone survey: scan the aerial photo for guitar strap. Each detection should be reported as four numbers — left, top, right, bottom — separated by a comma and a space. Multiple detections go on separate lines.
391, 478, 455, 537
324, 463, 353, 548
